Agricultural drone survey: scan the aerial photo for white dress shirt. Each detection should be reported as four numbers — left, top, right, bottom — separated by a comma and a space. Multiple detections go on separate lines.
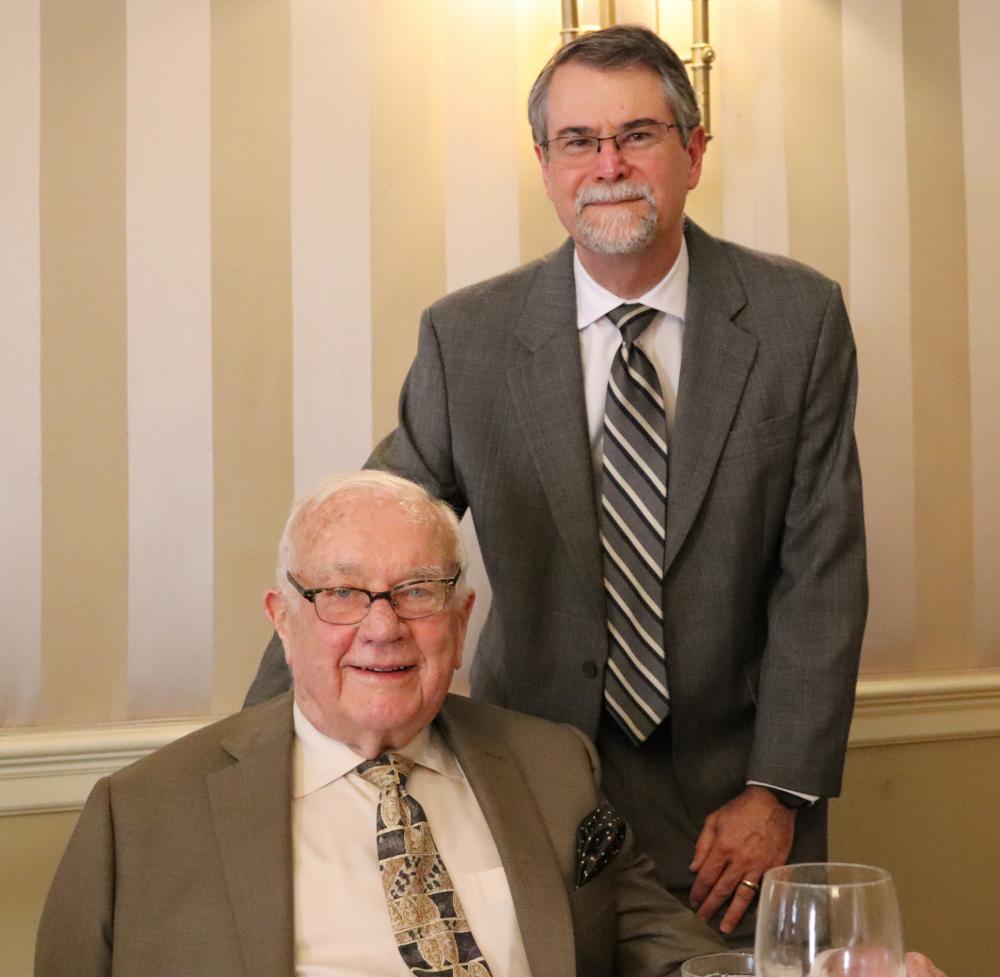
575, 240, 689, 484
291, 703, 532, 977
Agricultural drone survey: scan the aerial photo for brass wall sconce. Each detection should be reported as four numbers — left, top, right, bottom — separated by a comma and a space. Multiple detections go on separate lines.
559, 1, 715, 141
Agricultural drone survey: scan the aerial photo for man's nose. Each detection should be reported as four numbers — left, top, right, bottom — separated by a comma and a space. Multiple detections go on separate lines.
595, 137, 629, 179
358, 595, 406, 640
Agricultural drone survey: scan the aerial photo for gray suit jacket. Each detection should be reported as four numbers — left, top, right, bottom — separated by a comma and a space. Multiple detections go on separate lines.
35, 693, 724, 977
248, 219, 867, 830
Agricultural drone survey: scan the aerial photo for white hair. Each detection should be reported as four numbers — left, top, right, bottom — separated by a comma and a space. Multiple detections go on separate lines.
275, 470, 468, 597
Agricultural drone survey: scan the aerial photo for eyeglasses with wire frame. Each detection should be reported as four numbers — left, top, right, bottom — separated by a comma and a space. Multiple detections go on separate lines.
541, 121, 685, 163
286, 569, 462, 625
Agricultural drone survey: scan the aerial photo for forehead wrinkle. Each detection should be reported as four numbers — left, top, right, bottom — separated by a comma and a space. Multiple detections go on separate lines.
290, 494, 459, 578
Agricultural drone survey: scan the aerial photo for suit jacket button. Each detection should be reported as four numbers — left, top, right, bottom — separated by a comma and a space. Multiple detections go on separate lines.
582, 661, 599, 679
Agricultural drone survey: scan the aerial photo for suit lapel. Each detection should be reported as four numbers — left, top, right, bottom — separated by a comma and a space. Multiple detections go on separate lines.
208, 694, 296, 977
508, 240, 605, 617
436, 701, 577, 977
665, 222, 758, 571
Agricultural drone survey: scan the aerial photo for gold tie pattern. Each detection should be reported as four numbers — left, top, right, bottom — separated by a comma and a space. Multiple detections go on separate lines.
355, 753, 493, 977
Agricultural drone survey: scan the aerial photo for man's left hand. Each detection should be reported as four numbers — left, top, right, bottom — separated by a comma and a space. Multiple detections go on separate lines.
688, 785, 796, 933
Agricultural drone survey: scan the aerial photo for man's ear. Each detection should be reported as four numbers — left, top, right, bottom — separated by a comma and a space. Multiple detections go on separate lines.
685, 125, 707, 191
264, 589, 287, 637
452, 589, 476, 670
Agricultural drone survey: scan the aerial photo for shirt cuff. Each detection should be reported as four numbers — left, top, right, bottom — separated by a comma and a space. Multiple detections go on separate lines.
747, 780, 819, 806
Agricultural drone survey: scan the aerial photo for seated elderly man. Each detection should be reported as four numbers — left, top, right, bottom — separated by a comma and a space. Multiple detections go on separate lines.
35, 470, 726, 977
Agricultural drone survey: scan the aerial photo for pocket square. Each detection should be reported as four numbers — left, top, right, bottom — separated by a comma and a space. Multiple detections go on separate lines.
575, 804, 626, 888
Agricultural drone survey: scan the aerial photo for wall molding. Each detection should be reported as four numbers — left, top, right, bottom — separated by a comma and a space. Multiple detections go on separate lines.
0, 717, 210, 817
2, 670, 1000, 816
848, 669, 1000, 747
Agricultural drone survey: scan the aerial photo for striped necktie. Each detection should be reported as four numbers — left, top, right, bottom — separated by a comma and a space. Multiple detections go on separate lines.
600, 303, 670, 744
355, 753, 493, 977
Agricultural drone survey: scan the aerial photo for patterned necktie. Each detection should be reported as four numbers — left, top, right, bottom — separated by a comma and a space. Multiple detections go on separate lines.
355, 753, 493, 977
600, 303, 670, 744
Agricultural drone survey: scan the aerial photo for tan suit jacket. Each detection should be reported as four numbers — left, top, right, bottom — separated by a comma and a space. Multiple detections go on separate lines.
35, 693, 723, 977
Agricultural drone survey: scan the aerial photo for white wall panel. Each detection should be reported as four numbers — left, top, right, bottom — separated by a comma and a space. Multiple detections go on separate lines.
718, 0, 789, 254
126, 0, 213, 716
842, 0, 917, 664
291, 0, 373, 496
0, 1, 42, 726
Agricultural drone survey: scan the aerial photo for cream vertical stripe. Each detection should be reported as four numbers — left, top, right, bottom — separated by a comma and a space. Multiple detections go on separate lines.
370, 0, 447, 440
959, 0, 1000, 663
211, 0, 294, 714
719, 0, 789, 254
780, 0, 849, 289
842, 0, 917, 666
126, 0, 213, 718
443, 0, 522, 679
903, 0, 974, 669
40, 0, 129, 725
444, 0, 520, 292
291, 0, 372, 494
515, 0, 564, 263
0, 1, 42, 726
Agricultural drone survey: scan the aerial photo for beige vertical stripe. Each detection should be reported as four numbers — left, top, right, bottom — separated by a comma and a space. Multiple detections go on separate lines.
126, 0, 214, 718
718, 0, 789, 254
370, 0, 447, 440
39, 0, 128, 725
516, 0, 565, 263
842, 0, 918, 667
290, 0, 372, 494
780, 0, 850, 289
902, 0, 974, 669
959, 0, 1000, 664
211, 0, 294, 714
0, 1, 42, 726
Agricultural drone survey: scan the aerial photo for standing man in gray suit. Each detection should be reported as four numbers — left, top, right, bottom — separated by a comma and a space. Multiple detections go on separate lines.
247, 25, 867, 941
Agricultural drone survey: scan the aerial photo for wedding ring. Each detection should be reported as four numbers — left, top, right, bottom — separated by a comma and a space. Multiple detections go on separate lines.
739, 879, 760, 892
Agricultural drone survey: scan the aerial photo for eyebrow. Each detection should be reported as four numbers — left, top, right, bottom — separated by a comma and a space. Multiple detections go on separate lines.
314, 563, 452, 582
552, 117, 662, 139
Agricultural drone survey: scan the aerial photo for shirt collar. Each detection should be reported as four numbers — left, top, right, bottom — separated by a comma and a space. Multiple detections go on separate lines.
573, 237, 689, 330
291, 700, 464, 799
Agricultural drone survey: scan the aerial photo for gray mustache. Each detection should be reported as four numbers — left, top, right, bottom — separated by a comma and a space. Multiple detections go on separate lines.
575, 182, 656, 215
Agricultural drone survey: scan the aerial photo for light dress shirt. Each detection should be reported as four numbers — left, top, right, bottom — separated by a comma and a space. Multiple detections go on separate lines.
291, 702, 533, 977
575, 244, 816, 805
575, 239, 688, 483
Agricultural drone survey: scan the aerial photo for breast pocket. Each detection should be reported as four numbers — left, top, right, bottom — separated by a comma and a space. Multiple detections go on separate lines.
719, 410, 799, 462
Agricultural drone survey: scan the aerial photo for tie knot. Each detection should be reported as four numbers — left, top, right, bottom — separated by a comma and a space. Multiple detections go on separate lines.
607, 303, 656, 344
355, 752, 414, 789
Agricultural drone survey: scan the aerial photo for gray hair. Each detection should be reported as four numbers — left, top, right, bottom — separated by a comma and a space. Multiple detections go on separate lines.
275, 470, 467, 597
528, 24, 700, 150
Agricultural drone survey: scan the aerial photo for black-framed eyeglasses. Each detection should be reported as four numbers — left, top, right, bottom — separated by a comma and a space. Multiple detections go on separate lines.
286, 569, 462, 625
541, 121, 684, 163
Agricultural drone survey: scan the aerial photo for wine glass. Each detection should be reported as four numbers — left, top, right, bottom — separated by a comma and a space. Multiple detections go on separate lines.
755, 863, 905, 977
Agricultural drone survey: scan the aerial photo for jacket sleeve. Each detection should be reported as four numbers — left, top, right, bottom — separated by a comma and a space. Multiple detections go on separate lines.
748, 282, 868, 795
35, 777, 115, 977
366, 306, 469, 517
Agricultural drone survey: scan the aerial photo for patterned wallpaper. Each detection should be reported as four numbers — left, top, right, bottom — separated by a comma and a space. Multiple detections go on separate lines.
1, 0, 997, 728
